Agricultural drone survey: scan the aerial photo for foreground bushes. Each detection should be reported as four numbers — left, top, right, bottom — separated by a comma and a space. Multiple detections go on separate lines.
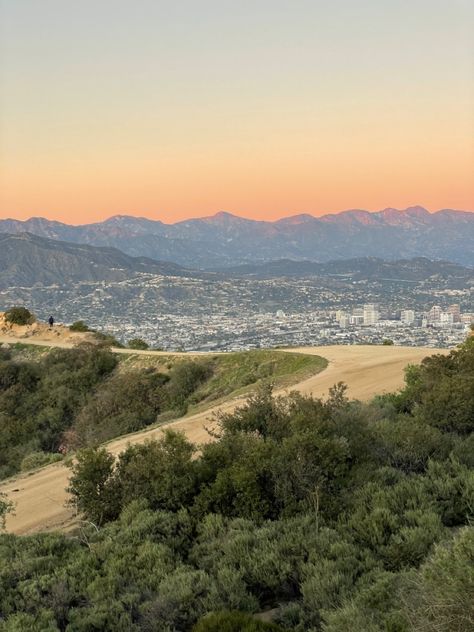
193, 611, 287, 631
0, 346, 212, 479
0, 342, 473, 630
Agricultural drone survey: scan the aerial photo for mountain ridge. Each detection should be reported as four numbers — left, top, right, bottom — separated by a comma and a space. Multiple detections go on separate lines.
0, 232, 195, 288
1, 232, 472, 290
1, 206, 473, 268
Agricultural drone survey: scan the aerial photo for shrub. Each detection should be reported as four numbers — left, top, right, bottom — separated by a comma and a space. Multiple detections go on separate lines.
401, 527, 474, 632
73, 369, 169, 446
68, 447, 119, 524
69, 320, 90, 332
93, 331, 124, 348
20, 451, 63, 472
193, 611, 287, 632
4, 307, 35, 326
0, 491, 13, 530
128, 338, 149, 350
165, 361, 213, 412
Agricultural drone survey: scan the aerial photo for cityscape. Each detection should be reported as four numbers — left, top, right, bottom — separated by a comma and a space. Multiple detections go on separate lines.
1, 264, 472, 351
102, 302, 472, 352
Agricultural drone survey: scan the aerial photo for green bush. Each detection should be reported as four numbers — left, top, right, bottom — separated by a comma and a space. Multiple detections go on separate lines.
0, 343, 473, 629
0, 491, 13, 530
193, 611, 287, 631
69, 320, 90, 332
128, 338, 149, 350
20, 451, 63, 472
0, 345, 118, 478
4, 306, 35, 326
73, 369, 169, 447
93, 331, 124, 348
67, 447, 118, 525
401, 527, 474, 632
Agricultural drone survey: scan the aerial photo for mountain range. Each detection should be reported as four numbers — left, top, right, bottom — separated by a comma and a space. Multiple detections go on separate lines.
1, 206, 473, 268
0, 232, 472, 290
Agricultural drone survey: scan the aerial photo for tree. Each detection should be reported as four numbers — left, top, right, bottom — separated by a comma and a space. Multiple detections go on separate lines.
127, 338, 149, 350
0, 491, 13, 529
69, 320, 90, 332
67, 447, 119, 524
115, 431, 197, 513
4, 306, 34, 326
93, 331, 124, 348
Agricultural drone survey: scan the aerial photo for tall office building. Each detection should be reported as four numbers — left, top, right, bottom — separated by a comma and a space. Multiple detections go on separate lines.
428, 305, 442, 323
401, 310, 415, 325
447, 304, 461, 323
363, 304, 380, 326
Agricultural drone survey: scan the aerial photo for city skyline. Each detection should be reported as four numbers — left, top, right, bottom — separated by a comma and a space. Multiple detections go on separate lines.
1, 1, 473, 224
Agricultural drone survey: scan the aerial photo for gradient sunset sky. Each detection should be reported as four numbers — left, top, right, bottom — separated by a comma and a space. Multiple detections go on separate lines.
1, 0, 473, 224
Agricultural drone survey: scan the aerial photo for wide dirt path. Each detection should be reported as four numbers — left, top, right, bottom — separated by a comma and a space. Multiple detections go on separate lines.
0, 345, 448, 535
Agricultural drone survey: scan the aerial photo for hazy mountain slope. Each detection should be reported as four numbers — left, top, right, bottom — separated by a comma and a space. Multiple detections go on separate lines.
0, 233, 189, 288
0, 206, 473, 267
223, 257, 474, 282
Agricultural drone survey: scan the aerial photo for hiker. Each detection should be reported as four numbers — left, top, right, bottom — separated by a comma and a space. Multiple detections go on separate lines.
48, 316, 55, 328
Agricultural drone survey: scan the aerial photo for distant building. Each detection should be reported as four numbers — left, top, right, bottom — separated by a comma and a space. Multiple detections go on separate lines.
440, 312, 454, 326
363, 304, 379, 326
401, 309, 415, 325
447, 304, 461, 323
339, 314, 350, 329
428, 305, 442, 323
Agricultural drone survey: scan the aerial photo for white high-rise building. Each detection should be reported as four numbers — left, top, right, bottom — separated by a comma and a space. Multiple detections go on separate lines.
401, 310, 415, 325
440, 312, 454, 326
339, 314, 350, 329
363, 304, 379, 326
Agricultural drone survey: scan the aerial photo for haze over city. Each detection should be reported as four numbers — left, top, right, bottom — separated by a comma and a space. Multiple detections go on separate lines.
1, 0, 473, 223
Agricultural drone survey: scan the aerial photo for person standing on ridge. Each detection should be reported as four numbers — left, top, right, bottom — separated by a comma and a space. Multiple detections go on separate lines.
48, 316, 55, 328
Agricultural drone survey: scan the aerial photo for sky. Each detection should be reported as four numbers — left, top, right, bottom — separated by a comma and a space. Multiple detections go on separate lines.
0, 0, 473, 224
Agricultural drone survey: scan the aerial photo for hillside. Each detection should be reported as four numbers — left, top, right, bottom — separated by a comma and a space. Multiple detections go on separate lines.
223, 256, 474, 282
1, 206, 473, 267
0, 232, 192, 288
2, 232, 471, 291
0, 339, 471, 632
0, 311, 96, 345
0, 343, 448, 536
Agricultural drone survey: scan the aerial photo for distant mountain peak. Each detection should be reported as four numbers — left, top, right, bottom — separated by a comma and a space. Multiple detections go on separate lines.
202, 211, 253, 225
275, 213, 316, 225
404, 205, 430, 215
103, 214, 162, 225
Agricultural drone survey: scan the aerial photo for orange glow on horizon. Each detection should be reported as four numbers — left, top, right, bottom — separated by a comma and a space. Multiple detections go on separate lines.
1, 2, 472, 225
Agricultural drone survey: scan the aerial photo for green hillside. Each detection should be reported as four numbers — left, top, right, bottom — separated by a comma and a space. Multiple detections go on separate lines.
0, 338, 473, 630
0, 345, 326, 480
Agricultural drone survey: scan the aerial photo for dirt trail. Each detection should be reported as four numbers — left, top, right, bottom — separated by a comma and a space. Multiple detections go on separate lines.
0, 344, 449, 535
